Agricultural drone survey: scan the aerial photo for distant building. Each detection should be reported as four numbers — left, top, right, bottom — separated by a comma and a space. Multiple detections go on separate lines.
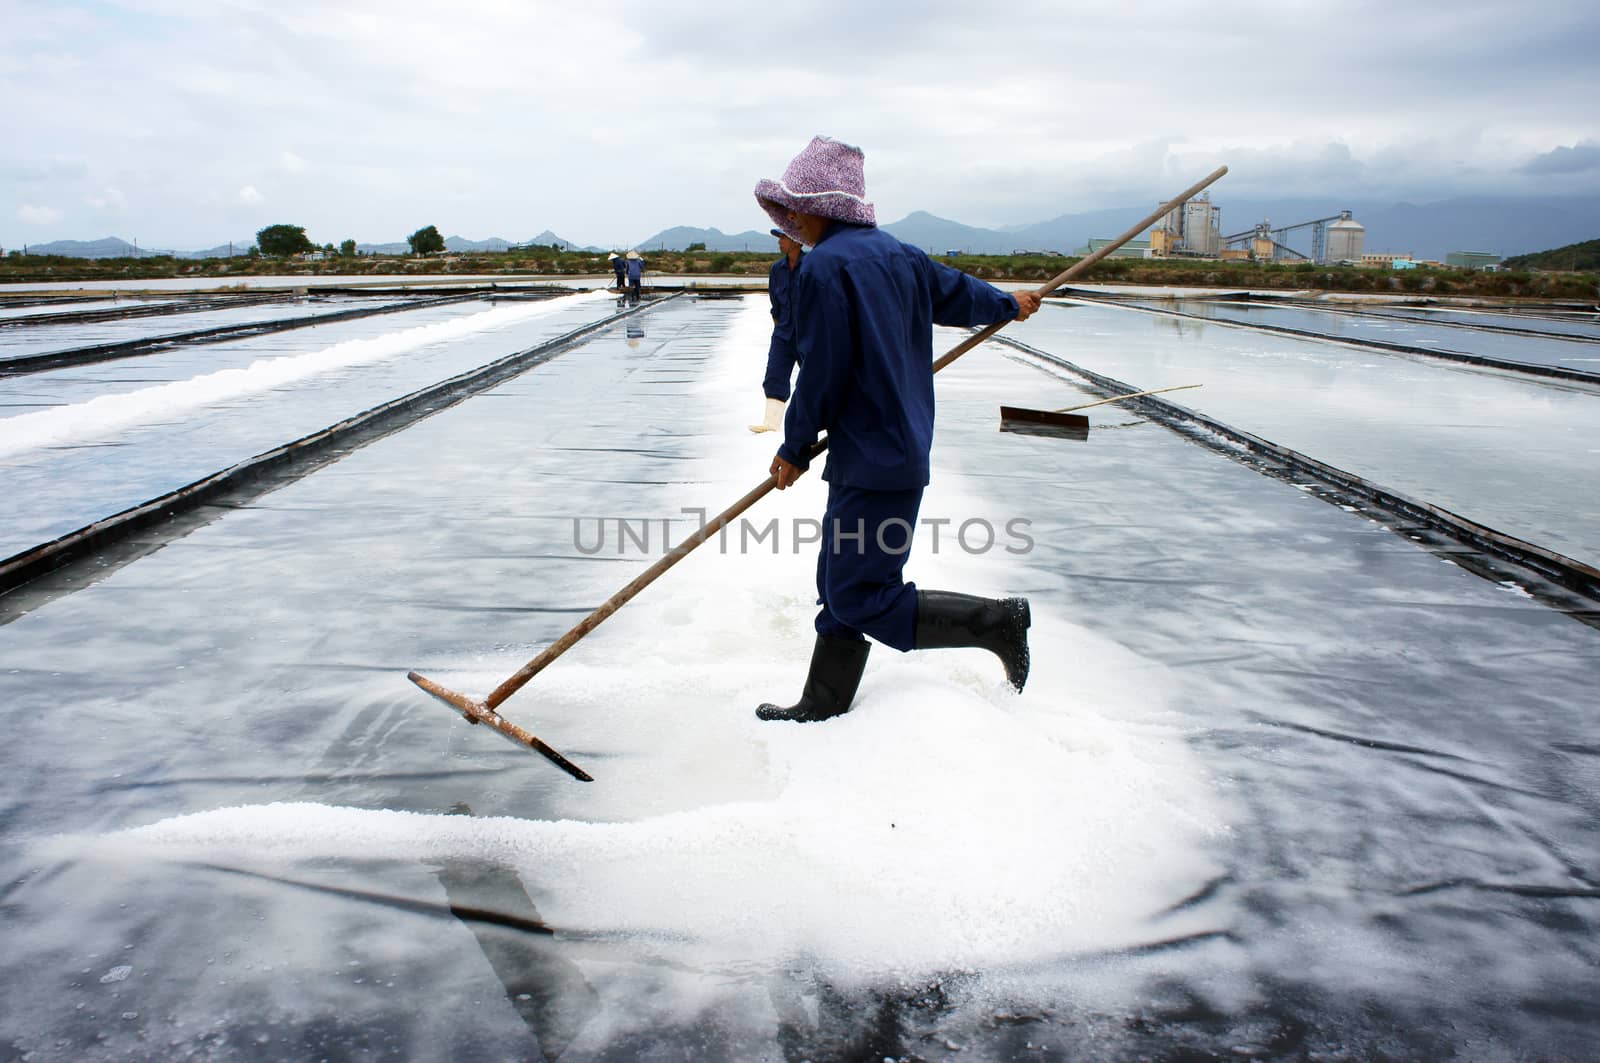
1249, 224, 1276, 261
1324, 212, 1365, 264
1445, 250, 1502, 270
1079, 237, 1152, 259
1183, 197, 1222, 257
1150, 192, 1220, 257
1360, 252, 1412, 270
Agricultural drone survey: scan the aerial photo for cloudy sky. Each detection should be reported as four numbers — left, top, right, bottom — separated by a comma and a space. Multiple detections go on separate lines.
4, 0, 1596, 250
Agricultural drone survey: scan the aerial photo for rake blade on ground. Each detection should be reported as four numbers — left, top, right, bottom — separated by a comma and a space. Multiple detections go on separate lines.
407, 670, 593, 782
998, 405, 1091, 441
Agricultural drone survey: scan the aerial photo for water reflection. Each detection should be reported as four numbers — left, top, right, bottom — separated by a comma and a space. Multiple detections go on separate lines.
437, 805, 599, 1060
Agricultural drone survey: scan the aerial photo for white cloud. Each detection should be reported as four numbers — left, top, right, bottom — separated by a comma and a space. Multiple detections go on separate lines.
237, 185, 263, 205
85, 187, 127, 211
1522, 140, 1600, 175
17, 204, 64, 225
279, 151, 307, 173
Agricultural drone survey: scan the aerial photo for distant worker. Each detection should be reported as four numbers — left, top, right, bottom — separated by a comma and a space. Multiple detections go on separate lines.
749, 227, 804, 433
609, 252, 626, 290
625, 250, 644, 305
752, 135, 1041, 724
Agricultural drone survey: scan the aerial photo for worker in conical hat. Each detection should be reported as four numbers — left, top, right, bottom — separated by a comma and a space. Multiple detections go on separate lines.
624, 250, 644, 305
610, 251, 626, 291
751, 135, 1041, 724
749, 227, 804, 434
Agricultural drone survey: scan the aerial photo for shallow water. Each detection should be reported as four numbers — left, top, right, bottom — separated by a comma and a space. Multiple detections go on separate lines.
1028, 300, 1600, 568
0, 297, 404, 360
0, 298, 183, 321
0, 293, 618, 556
1367, 303, 1600, 342
1, 295, 1597, 1059
1127, 297, 1600, 372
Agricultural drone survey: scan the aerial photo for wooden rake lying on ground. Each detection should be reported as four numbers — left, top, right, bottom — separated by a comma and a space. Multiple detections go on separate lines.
408, 165, 1229, 781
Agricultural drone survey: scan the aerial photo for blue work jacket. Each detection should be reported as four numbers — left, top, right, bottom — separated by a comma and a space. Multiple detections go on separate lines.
768, 252, 802, 341
776, 222, 1019, 490
626, 258, 643, 284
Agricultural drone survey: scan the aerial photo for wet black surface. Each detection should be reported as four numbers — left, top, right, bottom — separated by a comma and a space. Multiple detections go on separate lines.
2, 296, 1598, 1059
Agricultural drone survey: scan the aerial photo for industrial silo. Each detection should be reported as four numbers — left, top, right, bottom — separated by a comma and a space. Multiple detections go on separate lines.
1181, 195, 1220, 257
1324, 211, 1365, 264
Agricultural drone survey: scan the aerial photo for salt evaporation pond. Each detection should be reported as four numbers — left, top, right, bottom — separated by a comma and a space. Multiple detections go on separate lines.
1, 291, 1597, 1059
0, 292, 619, 556
1031, 298, 1600, 569
0, 296, 414, 361
1119, 295, 1600, 372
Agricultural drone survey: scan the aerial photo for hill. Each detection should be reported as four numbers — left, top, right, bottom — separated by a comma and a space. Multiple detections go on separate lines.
21, 236, 173, 258
517, 230, 603, 252
444, 235, 512, 253
1501, 237, 1600, 272
632, 225, 776, 252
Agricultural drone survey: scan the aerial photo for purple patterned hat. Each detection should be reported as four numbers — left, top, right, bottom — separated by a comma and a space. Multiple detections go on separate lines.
755, 136, 876, 241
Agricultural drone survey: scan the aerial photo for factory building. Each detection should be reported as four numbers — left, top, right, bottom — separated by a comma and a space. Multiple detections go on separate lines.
1445, 250, 1501, 270
1146, 200, 1375, 265
1150, 192, 1221, 257
1079, 237, 1153, 259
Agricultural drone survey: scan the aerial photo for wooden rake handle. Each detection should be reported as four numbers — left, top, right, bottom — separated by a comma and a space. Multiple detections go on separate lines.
412, 165, 1229, 778
1054, 383, 1202, 414
932, 165, 1227, 374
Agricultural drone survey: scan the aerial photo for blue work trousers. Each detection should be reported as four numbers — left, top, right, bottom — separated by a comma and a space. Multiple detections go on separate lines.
814, 481, 923, 651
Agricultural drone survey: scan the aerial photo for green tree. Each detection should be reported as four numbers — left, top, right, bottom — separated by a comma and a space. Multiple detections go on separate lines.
407, 225, 445, 255
339, 238, 357, 258
255, 224, 315, 257
685, 241, 707, 252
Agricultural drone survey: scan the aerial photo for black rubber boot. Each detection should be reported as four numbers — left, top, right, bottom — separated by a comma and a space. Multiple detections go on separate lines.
914, 590, 1031, 691
756, 635, 871, 722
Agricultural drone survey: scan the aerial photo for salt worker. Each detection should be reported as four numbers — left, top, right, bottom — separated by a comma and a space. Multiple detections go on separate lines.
609, 251, 626, 290
753, 135, 1041, 723
625, 250, 644, 305
749, 227, 804, 433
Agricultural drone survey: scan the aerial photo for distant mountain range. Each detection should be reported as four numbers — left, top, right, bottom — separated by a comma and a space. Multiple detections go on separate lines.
631, 225, 776, 253
15, 194, 1600, 262
556, 195, 1600, 260
887, 195, 1600, 261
